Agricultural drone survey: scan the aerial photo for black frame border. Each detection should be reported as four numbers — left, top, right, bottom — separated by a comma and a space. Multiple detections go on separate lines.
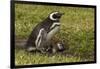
10, 0, 97, 68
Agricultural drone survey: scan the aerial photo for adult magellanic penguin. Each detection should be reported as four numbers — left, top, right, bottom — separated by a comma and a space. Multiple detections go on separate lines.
25, 11, 65, 53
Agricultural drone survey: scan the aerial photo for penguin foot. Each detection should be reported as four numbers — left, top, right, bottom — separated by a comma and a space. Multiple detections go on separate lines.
26, 47, 36, 52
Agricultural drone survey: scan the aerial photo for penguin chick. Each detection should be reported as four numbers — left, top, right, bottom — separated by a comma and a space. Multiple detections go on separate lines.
49, 37, 65, 53
52, 43, 65, 53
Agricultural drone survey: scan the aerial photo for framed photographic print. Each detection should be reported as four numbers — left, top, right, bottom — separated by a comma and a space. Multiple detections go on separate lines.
11, 0, 96, 68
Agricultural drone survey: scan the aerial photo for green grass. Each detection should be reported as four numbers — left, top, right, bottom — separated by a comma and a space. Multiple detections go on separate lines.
15, 3, 95, 65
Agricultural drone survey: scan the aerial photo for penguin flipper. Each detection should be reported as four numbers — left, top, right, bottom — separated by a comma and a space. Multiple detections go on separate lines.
36, 29, 49, 53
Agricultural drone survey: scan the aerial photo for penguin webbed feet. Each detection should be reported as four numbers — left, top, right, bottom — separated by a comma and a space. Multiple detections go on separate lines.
26, 46, 37, 52
26, 42, 66, 54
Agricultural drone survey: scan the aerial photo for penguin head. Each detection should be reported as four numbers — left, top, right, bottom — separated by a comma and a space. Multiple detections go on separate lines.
49, 11, 64, 21
57, 42, 65, 51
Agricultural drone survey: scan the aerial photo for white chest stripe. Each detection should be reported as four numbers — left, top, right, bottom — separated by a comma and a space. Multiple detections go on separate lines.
35, 28, 44, 48
50, 23, 60, 29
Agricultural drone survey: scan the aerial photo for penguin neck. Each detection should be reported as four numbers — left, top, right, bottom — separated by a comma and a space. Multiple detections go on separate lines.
41, 17, 60, 33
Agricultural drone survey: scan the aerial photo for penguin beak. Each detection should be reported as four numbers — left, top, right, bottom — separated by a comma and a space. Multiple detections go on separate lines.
60, 13, 65, 15
56, 12, 64, 18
